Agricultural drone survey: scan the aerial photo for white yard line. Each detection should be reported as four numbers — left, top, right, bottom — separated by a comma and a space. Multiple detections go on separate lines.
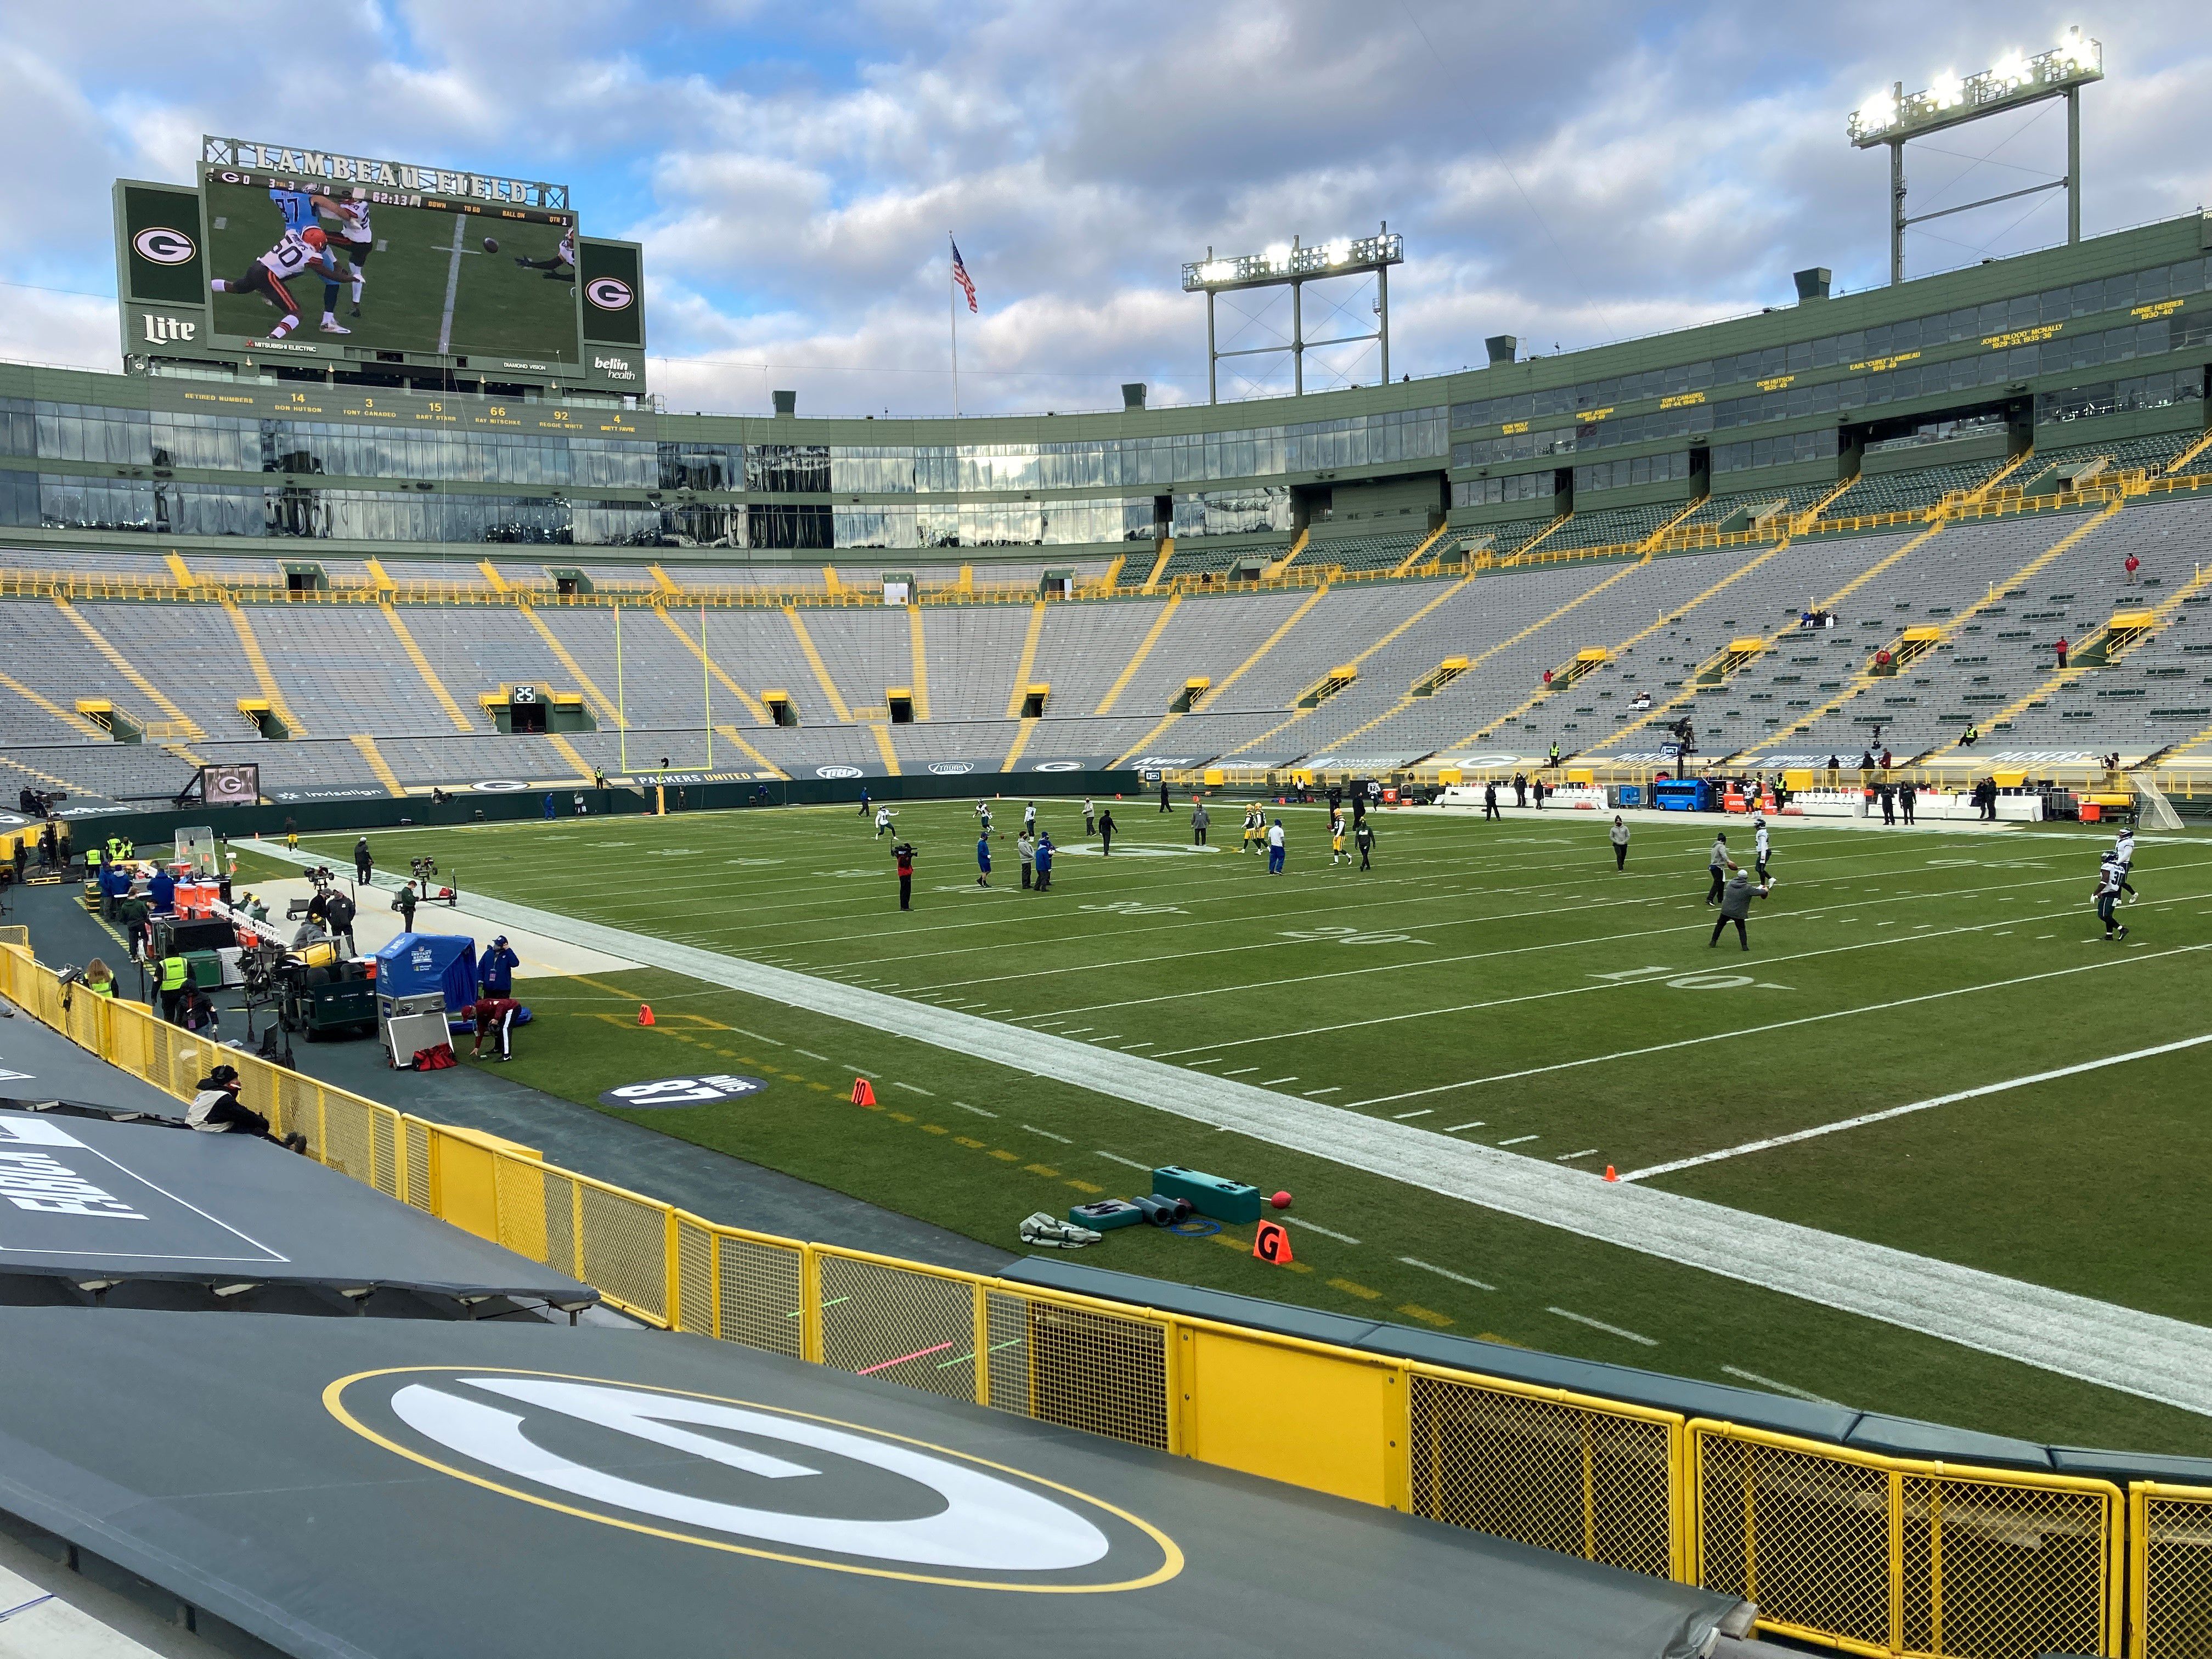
1400, 1256, 1496, 1291
1549, 1307, 1658, 1346
1094, 1152, 1151, 1171
1302, 1086, 1342, 1097
1722, 1365, 1844, 1407
1498, 1135, 1538, 1146
1393, 1108, 1433, 1120
891, 1081, 934, 1096
1621, 1032, 2212, 1182
1282, 1217, 1361, 1244
255, 847, 2212, 1419
952, 1101, 996, 1118
1022, 1124, 1073, 1144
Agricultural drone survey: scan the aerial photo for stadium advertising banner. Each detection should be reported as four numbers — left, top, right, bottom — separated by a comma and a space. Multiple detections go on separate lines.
112, 180, 210, 359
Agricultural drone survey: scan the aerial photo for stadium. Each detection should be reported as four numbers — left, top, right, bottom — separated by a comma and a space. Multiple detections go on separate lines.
0, 26, 2209, 1659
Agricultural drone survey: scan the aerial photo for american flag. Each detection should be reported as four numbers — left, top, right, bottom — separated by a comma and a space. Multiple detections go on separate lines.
951, 240, 978, 313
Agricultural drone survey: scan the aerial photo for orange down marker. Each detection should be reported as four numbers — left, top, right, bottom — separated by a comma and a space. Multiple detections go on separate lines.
636, 1003, 655, 1026
851, 1078, 877, 1107
1252, 1219, 1293, 1266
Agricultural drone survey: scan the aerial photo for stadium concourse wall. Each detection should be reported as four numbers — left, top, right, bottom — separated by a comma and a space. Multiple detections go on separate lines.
0, 946, 2207, 1657
29, 768, 1143, 847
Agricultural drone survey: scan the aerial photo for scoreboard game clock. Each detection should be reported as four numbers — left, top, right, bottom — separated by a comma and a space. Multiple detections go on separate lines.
113, 138, 647, 397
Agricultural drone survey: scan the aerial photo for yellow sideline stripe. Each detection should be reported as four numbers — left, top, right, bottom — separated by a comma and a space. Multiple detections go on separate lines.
54, 598, 204, 739
867, 724, 901, 775
907, 606, 931, 720
1005, 602, 1047, 718
654, 607, 769, 725
219, 599, 304, 736
516, 605, 622, 726
380, 603, 473, 731
1093, 594, 1179, 716
349, 735, 407, 798
782, 607, 853, 723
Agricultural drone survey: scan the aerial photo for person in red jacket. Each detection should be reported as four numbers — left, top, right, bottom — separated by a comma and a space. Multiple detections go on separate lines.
470, 994, 521, 1062
2055, 635, 2069, 669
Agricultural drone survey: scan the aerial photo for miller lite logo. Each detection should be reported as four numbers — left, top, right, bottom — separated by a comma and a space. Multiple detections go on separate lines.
143, 314, 198, 343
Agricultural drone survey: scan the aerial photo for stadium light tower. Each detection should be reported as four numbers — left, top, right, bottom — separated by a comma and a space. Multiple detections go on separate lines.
1849, 26, 2103, 285
1182, 225, 1404, 403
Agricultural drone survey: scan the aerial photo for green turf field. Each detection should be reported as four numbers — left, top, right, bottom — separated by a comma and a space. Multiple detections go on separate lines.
272, 800, 2212, 1451
203, 181, 576, 358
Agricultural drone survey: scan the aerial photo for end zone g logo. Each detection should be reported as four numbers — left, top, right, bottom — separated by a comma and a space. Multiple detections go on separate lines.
584, 276, 635, 311
325, 1369, 1180, 1591
133, 227, 197, 264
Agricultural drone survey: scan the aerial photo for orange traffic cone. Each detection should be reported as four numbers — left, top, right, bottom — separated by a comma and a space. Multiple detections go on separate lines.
636, 1003, 655, 1026
851, 1078, 877, 1107
1603, 1165, 1618, 1182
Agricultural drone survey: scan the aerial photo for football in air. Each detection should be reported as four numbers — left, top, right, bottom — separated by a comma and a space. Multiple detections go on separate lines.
483, 236, 500, 253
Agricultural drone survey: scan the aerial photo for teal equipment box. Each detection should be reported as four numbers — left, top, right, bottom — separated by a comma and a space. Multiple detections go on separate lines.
1152, 1165, 1261, 1224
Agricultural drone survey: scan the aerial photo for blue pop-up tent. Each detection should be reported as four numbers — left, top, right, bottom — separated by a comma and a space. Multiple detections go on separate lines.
373, 933, 479, 1013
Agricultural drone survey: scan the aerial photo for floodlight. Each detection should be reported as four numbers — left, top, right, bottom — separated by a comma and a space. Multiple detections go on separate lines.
1181, 225, 1407, 401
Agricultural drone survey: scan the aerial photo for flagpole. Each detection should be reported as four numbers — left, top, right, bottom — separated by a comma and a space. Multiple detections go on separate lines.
949, 234, 960, 418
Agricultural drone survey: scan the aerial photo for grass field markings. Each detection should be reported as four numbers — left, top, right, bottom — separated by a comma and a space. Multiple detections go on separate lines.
1166, 874, 2212, 1064
981, 1008, 1017, 1017
1445, 1121, 1486, 1132
1396, 1304, 1457, 1327
1066, 1180, 1103, 1193
850, 1066, 881, 1080
1094, 1151, 1151, 1171
1287, 1218, 1363, 1244
955, 1136, 987, 1148
1260, 1076, 1298, 1086
1022, 1124, 1073, 1143
1357, 939, 2212, 1109
1548, 1307, 1658, 1346
1184, 1057, 1225, 1066
952, 1101, 996, 1116
1060, 1026, 1096, 1035
1124, 1042, 1156, 1051
1621, 1030, 2212, 1183
1400, 1257, 1497, 1291
987, 1149, 1019, 1162
1393, 1109, 1434, 1120
1555, 1149, 1601, 1162
1303, 1086, 1342, 1097
1719, 1365, 1844, 1406
1498, 1135, 1539, 1146
1327, 1277, 1383, 1300
1222, 1066, 1260, 1076
793, 1048, 832, 1062
891, 1081, 935, 1096
1086, 1034, 1122, 1043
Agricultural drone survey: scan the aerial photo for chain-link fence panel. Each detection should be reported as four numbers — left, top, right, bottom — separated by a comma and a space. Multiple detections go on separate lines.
1696, 1428, 1893, 1651
2134, 1484, 2212, 1659
983, 1288, 1170, 1451
817, 1252, 978, 1402
1409, 1369, 1677, 1580
713, 1232, 805, 1358
576, 1180, 669, 1325
1897, 1471, 2115, 1658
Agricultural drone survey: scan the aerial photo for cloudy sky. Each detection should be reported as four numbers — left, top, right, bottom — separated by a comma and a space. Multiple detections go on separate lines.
3, 3, 2205, 416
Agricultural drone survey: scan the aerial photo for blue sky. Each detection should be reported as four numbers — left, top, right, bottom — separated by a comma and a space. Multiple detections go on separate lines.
3, 2, 2206, 415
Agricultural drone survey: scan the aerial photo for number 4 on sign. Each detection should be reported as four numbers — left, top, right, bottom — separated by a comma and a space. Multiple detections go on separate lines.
1252, 1220, 1294, 1266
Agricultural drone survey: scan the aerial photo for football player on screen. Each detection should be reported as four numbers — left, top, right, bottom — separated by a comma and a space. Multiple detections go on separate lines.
323, 190, 376, 318
211, 224, 348, 339
515, 222, 577, 281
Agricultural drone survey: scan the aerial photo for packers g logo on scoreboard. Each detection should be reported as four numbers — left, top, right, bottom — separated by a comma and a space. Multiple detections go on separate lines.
584, 276, 635, 311
325, 1369, 1180, 1591
132, 227, 198, 264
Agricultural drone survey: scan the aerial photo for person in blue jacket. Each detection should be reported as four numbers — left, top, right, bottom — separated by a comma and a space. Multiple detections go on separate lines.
975, 830, 992, 887
478, 935, 521, 997
148, 865, 177, 913
1032, 833, 1053, 893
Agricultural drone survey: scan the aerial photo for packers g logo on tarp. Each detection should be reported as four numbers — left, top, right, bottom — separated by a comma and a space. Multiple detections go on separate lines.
584, 276, 635, 311
325, 1369, 1180, 1591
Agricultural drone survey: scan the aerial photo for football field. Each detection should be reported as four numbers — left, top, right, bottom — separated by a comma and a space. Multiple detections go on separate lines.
268, 798, 2212, 1452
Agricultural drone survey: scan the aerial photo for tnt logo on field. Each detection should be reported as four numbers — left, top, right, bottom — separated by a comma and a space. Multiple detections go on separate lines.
600, 1074, 765, 1110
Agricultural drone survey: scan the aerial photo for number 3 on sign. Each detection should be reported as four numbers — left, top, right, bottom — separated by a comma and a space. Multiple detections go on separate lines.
1252, 1220, 1294, 1265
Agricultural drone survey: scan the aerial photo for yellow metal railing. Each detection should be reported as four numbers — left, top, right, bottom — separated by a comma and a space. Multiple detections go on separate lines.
0, 935, 2178, 1656
2130, 1482, 2212, 1658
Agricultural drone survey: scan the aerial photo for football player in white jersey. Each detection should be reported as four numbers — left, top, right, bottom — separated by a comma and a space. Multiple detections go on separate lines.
324, 191, 375, 318
515, 222, 577, 281
2113, 826, 2138, 903
211, 225, 348, 339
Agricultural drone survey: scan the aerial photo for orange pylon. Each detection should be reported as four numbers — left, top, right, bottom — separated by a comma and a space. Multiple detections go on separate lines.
1603, 1165, 1618, 1182
636, 1003, 655, 1026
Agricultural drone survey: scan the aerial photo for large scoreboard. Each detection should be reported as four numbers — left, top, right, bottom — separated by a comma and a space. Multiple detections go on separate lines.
114, 137, 646, 396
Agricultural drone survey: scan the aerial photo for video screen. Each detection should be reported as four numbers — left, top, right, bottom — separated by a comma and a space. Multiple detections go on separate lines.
199, 763, 261, 807
201, 167, 580, 362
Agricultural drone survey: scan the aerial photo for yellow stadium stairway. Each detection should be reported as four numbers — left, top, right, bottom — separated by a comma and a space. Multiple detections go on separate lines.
1584, 520, 1949, 755
2164, 429, 2212, 477
545, 733, 596, 780
1503, 512, 1572, 562
867, 723, 901, 774
219, 600, 304, 737
1750, 501, 2121, 759
1636, 498, 1705, 551
782, 607, 854, 722
1928, 560, 2212, 763
1138, 540, 1176, 593
0, 670, 107, 740
654, 608, 771, 725
1003, 601, 1048, 719
477, 561, 509, 592
1114, 585, 1330, 766
517, 605, 623, 727
53, 599, 205, 741
1092, 594, 1181, 716
906, 606, 932, 720
379, 603, 474, 732
1267, 528, 1311, 577
1220, 572, 1477, 759
1390, 522, 1451, 577
348, 735, 408, 798
711, 725, 786, 777
1434, 555, 1656, 748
